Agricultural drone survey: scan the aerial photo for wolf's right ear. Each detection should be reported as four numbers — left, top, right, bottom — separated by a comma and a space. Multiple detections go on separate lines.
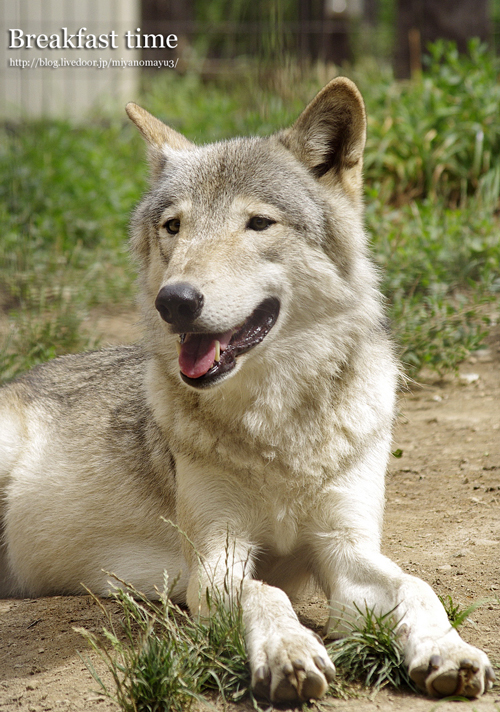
126, 102, 194, 180
280, 77, 366, 203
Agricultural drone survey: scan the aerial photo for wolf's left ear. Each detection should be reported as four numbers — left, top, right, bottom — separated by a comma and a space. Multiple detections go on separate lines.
126, 102, 194, 180
280, 77, 366, 201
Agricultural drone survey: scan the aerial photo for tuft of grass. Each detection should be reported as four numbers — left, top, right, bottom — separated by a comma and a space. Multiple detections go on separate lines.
438, 595, 490, 629
76, 574, 251, 712
327, 604, 416, 692
366, 196, 498, 376
79, 583, 419, 709
389, 292, 491, 376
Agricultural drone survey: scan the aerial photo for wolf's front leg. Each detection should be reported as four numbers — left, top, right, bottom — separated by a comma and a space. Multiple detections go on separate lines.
313, 487, 495, 698
177, 458, 336, 703
185, 543, 335, 703
396, 572, 495, 696
242, 579, 336, 702
323, 548, 494, 696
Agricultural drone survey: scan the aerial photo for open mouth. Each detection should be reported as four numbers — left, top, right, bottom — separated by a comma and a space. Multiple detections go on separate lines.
177, 297, 280, 388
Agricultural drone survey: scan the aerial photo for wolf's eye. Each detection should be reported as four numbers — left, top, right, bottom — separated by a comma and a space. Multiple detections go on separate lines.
163, 218, 180, 235
247, 216, 275, 231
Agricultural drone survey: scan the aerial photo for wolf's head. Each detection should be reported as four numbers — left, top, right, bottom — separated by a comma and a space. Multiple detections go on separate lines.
127, 78, 377, 391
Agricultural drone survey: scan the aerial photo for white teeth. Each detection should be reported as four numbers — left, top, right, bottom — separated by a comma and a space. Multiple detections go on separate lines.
176, 341, 181, 356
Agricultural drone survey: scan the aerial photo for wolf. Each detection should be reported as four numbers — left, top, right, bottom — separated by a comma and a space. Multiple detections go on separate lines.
0, 78, 494, 703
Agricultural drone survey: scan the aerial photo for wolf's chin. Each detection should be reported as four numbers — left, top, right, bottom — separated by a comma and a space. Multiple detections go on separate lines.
178, 297, 280, 389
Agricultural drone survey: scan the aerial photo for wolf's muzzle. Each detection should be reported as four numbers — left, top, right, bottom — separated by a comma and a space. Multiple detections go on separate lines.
179, 297, 280, 388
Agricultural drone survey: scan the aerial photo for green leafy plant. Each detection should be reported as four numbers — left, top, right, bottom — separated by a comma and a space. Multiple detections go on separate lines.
360, 40, 500, 206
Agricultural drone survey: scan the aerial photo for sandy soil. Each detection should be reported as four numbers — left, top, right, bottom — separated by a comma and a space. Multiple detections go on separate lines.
1, 315, 499, 712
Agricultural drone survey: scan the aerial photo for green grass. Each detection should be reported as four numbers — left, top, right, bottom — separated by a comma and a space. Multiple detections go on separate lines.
357, 40, 500, 374
77, 575, 251, 712
366, 198, 497, 373
327, 604, 415, 692
0, 119, 143, 381
1, 42, 499, 383
438, 594, 491, 629
78, 581, 419, 710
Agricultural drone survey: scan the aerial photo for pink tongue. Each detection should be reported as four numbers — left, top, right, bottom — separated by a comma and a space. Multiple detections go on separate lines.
178, 330, 233, 379
179, 335, 216, 379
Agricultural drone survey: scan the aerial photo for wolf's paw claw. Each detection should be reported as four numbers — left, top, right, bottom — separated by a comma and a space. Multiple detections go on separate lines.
410, 648, 493, 698
270, 659, 331, 703
314, 653, 337, 682
251, 631, 336, 703
252, 665, 271, 699
486, 666, 496, 683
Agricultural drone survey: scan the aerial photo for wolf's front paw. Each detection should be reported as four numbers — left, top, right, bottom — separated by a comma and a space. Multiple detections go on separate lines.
409, 636, 495, 698
251, 629, 336, 703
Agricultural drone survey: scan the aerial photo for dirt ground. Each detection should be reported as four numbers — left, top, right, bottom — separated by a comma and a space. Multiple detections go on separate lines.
1, 312, 499, 712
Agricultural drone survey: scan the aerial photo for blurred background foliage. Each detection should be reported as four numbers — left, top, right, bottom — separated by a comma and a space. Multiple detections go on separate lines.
1, 0, 499, 382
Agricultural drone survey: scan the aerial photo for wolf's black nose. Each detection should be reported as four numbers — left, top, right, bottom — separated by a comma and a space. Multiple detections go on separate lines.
155, 283, 204, 327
